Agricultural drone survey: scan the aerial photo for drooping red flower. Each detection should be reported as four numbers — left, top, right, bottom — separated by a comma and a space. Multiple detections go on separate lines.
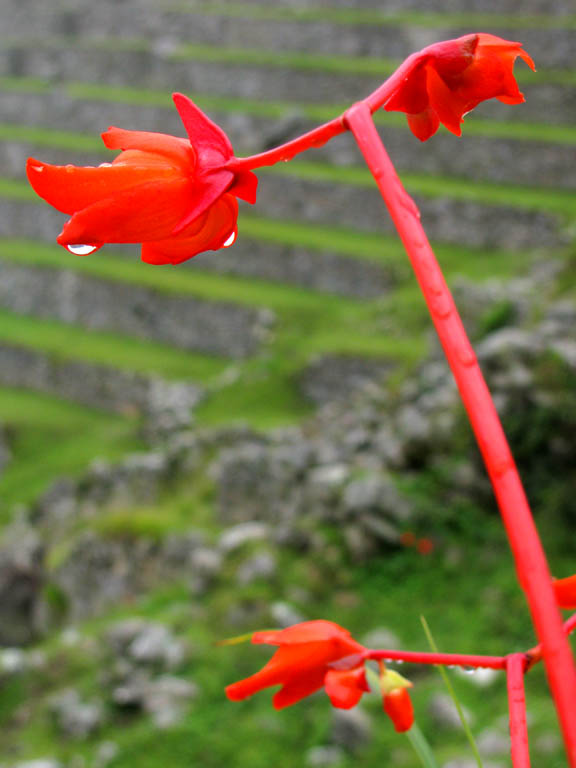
553, 574, 576, 610
383, 687, 414, 733
384, 33, 535, 141
379, 668, 414, 733
225, 620, 369, 710
26, 93, 258, 265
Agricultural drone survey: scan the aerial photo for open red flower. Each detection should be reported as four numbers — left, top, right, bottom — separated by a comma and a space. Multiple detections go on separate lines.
553, 574, 576, 610
26, 93, 258, 265
384, 33, 535, 141
225, 620, 369, 710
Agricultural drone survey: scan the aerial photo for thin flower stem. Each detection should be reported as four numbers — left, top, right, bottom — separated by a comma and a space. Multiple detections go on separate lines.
229, 51, 421, 173
344, 100, 576, 767
421, 617, 483, 768
367, 649, 506, 670
406, 724, 440, 768
507, 654, 531, 768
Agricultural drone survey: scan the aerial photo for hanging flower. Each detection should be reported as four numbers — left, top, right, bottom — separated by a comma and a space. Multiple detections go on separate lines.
379, 668, 414, 733
225, 620, 369, 710
384, 33, 535, 141
553, 574, 576, 610
26, 93, 258, 265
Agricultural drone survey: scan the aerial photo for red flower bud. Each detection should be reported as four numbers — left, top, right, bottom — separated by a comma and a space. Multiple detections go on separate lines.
383, 687, 414, 733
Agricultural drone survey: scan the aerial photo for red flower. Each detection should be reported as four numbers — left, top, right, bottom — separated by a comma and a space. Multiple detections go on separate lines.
26, 93, 258, 265
384, 33, 535, 141
553, 574, 576, 610
383, 687, 414, 733
379, 668, 414, 733
225, 620, 369, 710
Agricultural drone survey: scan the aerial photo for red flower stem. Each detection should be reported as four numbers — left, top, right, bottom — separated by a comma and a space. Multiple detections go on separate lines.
525, 611, 576, 669
228, 53, 421, 174
344, 100, 576, 767
367, 649, 506, 670
507, 654, 531, 768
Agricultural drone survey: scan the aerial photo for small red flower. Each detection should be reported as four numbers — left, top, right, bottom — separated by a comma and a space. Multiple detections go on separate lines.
384, 33, 535, 141
225, 620, 369, 710
553, 574, 576, 610
383, 687, 414, 733
26, 93, 257, 265
379, 668, 414, 733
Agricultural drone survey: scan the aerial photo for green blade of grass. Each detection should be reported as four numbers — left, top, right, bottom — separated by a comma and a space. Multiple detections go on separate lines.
406, 723, 440, 768
421, 616, 484, 768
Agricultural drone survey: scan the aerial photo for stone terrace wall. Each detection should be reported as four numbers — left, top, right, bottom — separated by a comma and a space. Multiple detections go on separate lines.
0, 343, 203, 415
0, 260, 272, 359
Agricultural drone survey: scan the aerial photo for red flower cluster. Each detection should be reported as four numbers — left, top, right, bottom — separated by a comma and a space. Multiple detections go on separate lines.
385, 33, 535, 141
26, 94, 257, 265
226, 620, 414, 732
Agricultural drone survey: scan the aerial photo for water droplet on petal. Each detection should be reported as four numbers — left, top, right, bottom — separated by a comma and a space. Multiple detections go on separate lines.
99, 162, 113, 168
66, 244, 98, 256
222, 231, 237, 248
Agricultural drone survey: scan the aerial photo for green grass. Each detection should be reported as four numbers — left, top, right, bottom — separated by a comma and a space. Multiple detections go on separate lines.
172, 1, 576, 31
0, 387, 142, 512
0, 307, 228, 382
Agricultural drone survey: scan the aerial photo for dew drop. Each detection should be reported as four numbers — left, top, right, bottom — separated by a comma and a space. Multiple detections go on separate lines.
461, 666, 477, 675
222, 231, 237, 248
66, 244, 98, 256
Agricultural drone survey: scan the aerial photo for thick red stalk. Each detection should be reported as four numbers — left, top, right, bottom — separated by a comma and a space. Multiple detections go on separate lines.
344, 101, 576, 766
507, 654, 531, 768
367, 649, 506, 669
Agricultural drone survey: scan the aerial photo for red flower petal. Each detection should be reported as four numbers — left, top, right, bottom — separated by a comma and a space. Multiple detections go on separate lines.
272, 669, 327, 710
101, 127, 194, 170
171, 167, 234, 235
141, 195, 238, 265
554, 575, 576, 610
173, 92, 233, 161
324, 667, 370, 709
26, 156, 178, 215
57, 177, 196, 245
384, 688, 414, 733
229, 170, 259, 205
253, 621, 359, 648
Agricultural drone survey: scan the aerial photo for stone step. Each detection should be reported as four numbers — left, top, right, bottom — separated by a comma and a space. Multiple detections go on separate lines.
0, 340, 203, 416
1, 4, 573, 70
2, 88, 574, 191
1, 43, 574, 126
0, 161, 567, 254
0, 258, 272, 359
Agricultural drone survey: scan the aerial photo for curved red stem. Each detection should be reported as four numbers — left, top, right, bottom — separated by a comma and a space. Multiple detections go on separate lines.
344, 100, 576, 766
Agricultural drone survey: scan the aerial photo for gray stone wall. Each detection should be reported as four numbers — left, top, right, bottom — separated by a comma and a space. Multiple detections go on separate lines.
0, 342, 203, 415
0, 260, 272, 358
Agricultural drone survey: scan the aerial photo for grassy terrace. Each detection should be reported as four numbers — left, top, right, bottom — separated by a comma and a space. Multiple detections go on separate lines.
0, 387, 143, 512
171, 1, 576, 30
